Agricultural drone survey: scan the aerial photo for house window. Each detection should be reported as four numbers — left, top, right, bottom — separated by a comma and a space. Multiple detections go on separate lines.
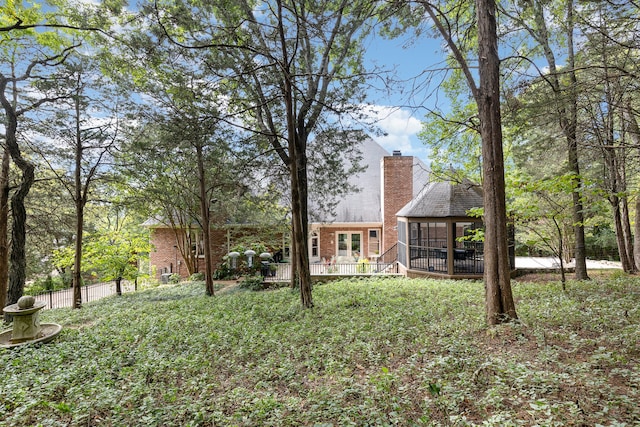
187, 229, 205, 257
337, 232, 362, 259
310, 232, 319, 259
368, 229, 380, 257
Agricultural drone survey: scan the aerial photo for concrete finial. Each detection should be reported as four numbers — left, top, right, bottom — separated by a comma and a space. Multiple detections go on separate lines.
17, 296, 36, 310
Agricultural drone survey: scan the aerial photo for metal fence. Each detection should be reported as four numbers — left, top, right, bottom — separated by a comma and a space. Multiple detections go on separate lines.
31, 282, 137, 310
408, 242, 485, 275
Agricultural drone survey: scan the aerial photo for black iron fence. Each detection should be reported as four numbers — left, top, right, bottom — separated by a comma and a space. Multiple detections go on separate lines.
30, 282, 137, 310
409, 242, 485, 275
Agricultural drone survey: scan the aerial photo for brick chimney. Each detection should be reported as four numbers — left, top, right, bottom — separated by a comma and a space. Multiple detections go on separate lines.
381, 153, 414, 253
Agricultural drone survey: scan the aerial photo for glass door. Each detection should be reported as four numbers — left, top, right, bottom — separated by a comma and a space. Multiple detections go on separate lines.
338, 233, 349, 257
337, 232, 362, 260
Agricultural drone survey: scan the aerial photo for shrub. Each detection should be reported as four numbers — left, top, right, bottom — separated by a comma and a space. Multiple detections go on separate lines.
189, 272, 205, 281
169, 273, 181, 284
358, 258, 370, 273
24, 275, 67, 295
239, 275, 264, 291
213, 263, 236, 280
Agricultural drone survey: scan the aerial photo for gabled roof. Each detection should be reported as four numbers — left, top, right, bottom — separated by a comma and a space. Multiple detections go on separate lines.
397, 180, 483, 218
322, 137, 387, 223
312, 136, 430, 223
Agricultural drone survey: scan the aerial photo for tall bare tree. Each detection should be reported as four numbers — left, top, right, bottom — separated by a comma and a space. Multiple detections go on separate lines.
420, 0, 517, 323
32, 56, 122, 308
0, 42, 79, 317
502, 0, 589, 280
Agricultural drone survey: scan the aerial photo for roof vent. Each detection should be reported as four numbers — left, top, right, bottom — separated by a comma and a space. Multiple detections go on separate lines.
392, 150, 402, 156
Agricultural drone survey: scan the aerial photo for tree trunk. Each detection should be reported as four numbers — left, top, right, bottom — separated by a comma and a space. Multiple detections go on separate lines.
6, 160, 34, 311
625, 103, 640, 270
73, 200, 84, 308
288, 131, 313, 307
530, 0, 588, 279
73, 93, 84, 309
0, 79, 35, 318
604, 134, 633, 272
561, 0, 588, 280
276, 3, 313, 307
196, 143, 215, 296
635, 196, 640, 271
0, 147, 9, 312
477, 0, 517, 325
115, 277, 122, 296
620, 195, 635, 272
170, 226, 196, 276
610, 195, 634, 272
566, 42, 589, 280
568, 142, 589, 279
296, 138, 312, 307
552, 217, 567, 289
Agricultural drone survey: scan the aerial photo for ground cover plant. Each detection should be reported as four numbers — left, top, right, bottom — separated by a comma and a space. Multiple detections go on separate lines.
1, 276, 638, 426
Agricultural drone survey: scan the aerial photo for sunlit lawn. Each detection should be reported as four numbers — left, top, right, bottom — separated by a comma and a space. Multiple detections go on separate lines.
1, 275, 639, 426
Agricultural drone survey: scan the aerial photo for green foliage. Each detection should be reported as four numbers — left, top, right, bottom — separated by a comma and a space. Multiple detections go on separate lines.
419, 102, 483, 183
168, 273, 181, 284
23, 275, 67, 295
224, 242, 272, 276
2, 276, 638, 426
357, 257, 369, 273
189, 272, 204, 282
212, 263, 236, 280
238, 274, 264, 291
51, 246, 74, 273
82, 227, 150, 284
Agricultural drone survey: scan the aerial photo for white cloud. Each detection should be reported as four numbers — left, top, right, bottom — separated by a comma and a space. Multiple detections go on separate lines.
363, 105, 429, 160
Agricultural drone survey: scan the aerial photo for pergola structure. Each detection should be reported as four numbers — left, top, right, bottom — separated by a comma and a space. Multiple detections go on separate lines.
396, 180, 490, 279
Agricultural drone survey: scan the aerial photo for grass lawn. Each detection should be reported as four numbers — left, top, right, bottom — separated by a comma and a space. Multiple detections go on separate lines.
1, 275, 639, 426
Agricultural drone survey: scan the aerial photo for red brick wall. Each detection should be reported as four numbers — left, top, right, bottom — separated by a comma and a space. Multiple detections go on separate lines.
149, 228, 178, 277
149, 227, 229, 280
318, 228, 334, 260
381, 156, 414, 253
149, 226, 285, 280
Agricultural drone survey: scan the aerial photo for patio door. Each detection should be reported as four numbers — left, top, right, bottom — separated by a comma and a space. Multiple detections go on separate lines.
337, 232, 362, 260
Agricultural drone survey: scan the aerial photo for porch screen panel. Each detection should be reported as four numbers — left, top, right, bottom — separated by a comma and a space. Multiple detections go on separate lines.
428, 222, 447, 248
427, 222, 447, 272
453, 221, 484, 274
410, 222, 419, 246
398, 220, 407, 266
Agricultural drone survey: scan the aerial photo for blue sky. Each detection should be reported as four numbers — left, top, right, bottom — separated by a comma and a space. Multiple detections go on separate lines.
362, 30, 448, 164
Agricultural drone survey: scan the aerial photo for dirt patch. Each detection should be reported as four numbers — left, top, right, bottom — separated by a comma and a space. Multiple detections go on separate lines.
215, 280, 242, 294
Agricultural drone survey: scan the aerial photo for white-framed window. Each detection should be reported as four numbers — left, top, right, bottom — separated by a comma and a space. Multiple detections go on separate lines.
337, 232, 362, 259
187, 229, 205, 257
310, 232, 320, 260
368, 229, 381, 257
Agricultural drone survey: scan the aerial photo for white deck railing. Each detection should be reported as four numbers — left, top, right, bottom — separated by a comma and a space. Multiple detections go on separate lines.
263, 261, 399, 282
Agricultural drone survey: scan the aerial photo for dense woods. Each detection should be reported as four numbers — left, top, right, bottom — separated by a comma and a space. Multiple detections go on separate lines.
2, 0, 640, 320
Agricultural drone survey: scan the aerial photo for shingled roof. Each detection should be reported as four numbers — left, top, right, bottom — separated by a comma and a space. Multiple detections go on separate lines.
312, 136, 430, 223
396, 180, 483, 218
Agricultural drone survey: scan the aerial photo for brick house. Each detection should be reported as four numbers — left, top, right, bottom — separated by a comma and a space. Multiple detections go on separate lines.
308, 138, 429, 264
146, 136, 429, 279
